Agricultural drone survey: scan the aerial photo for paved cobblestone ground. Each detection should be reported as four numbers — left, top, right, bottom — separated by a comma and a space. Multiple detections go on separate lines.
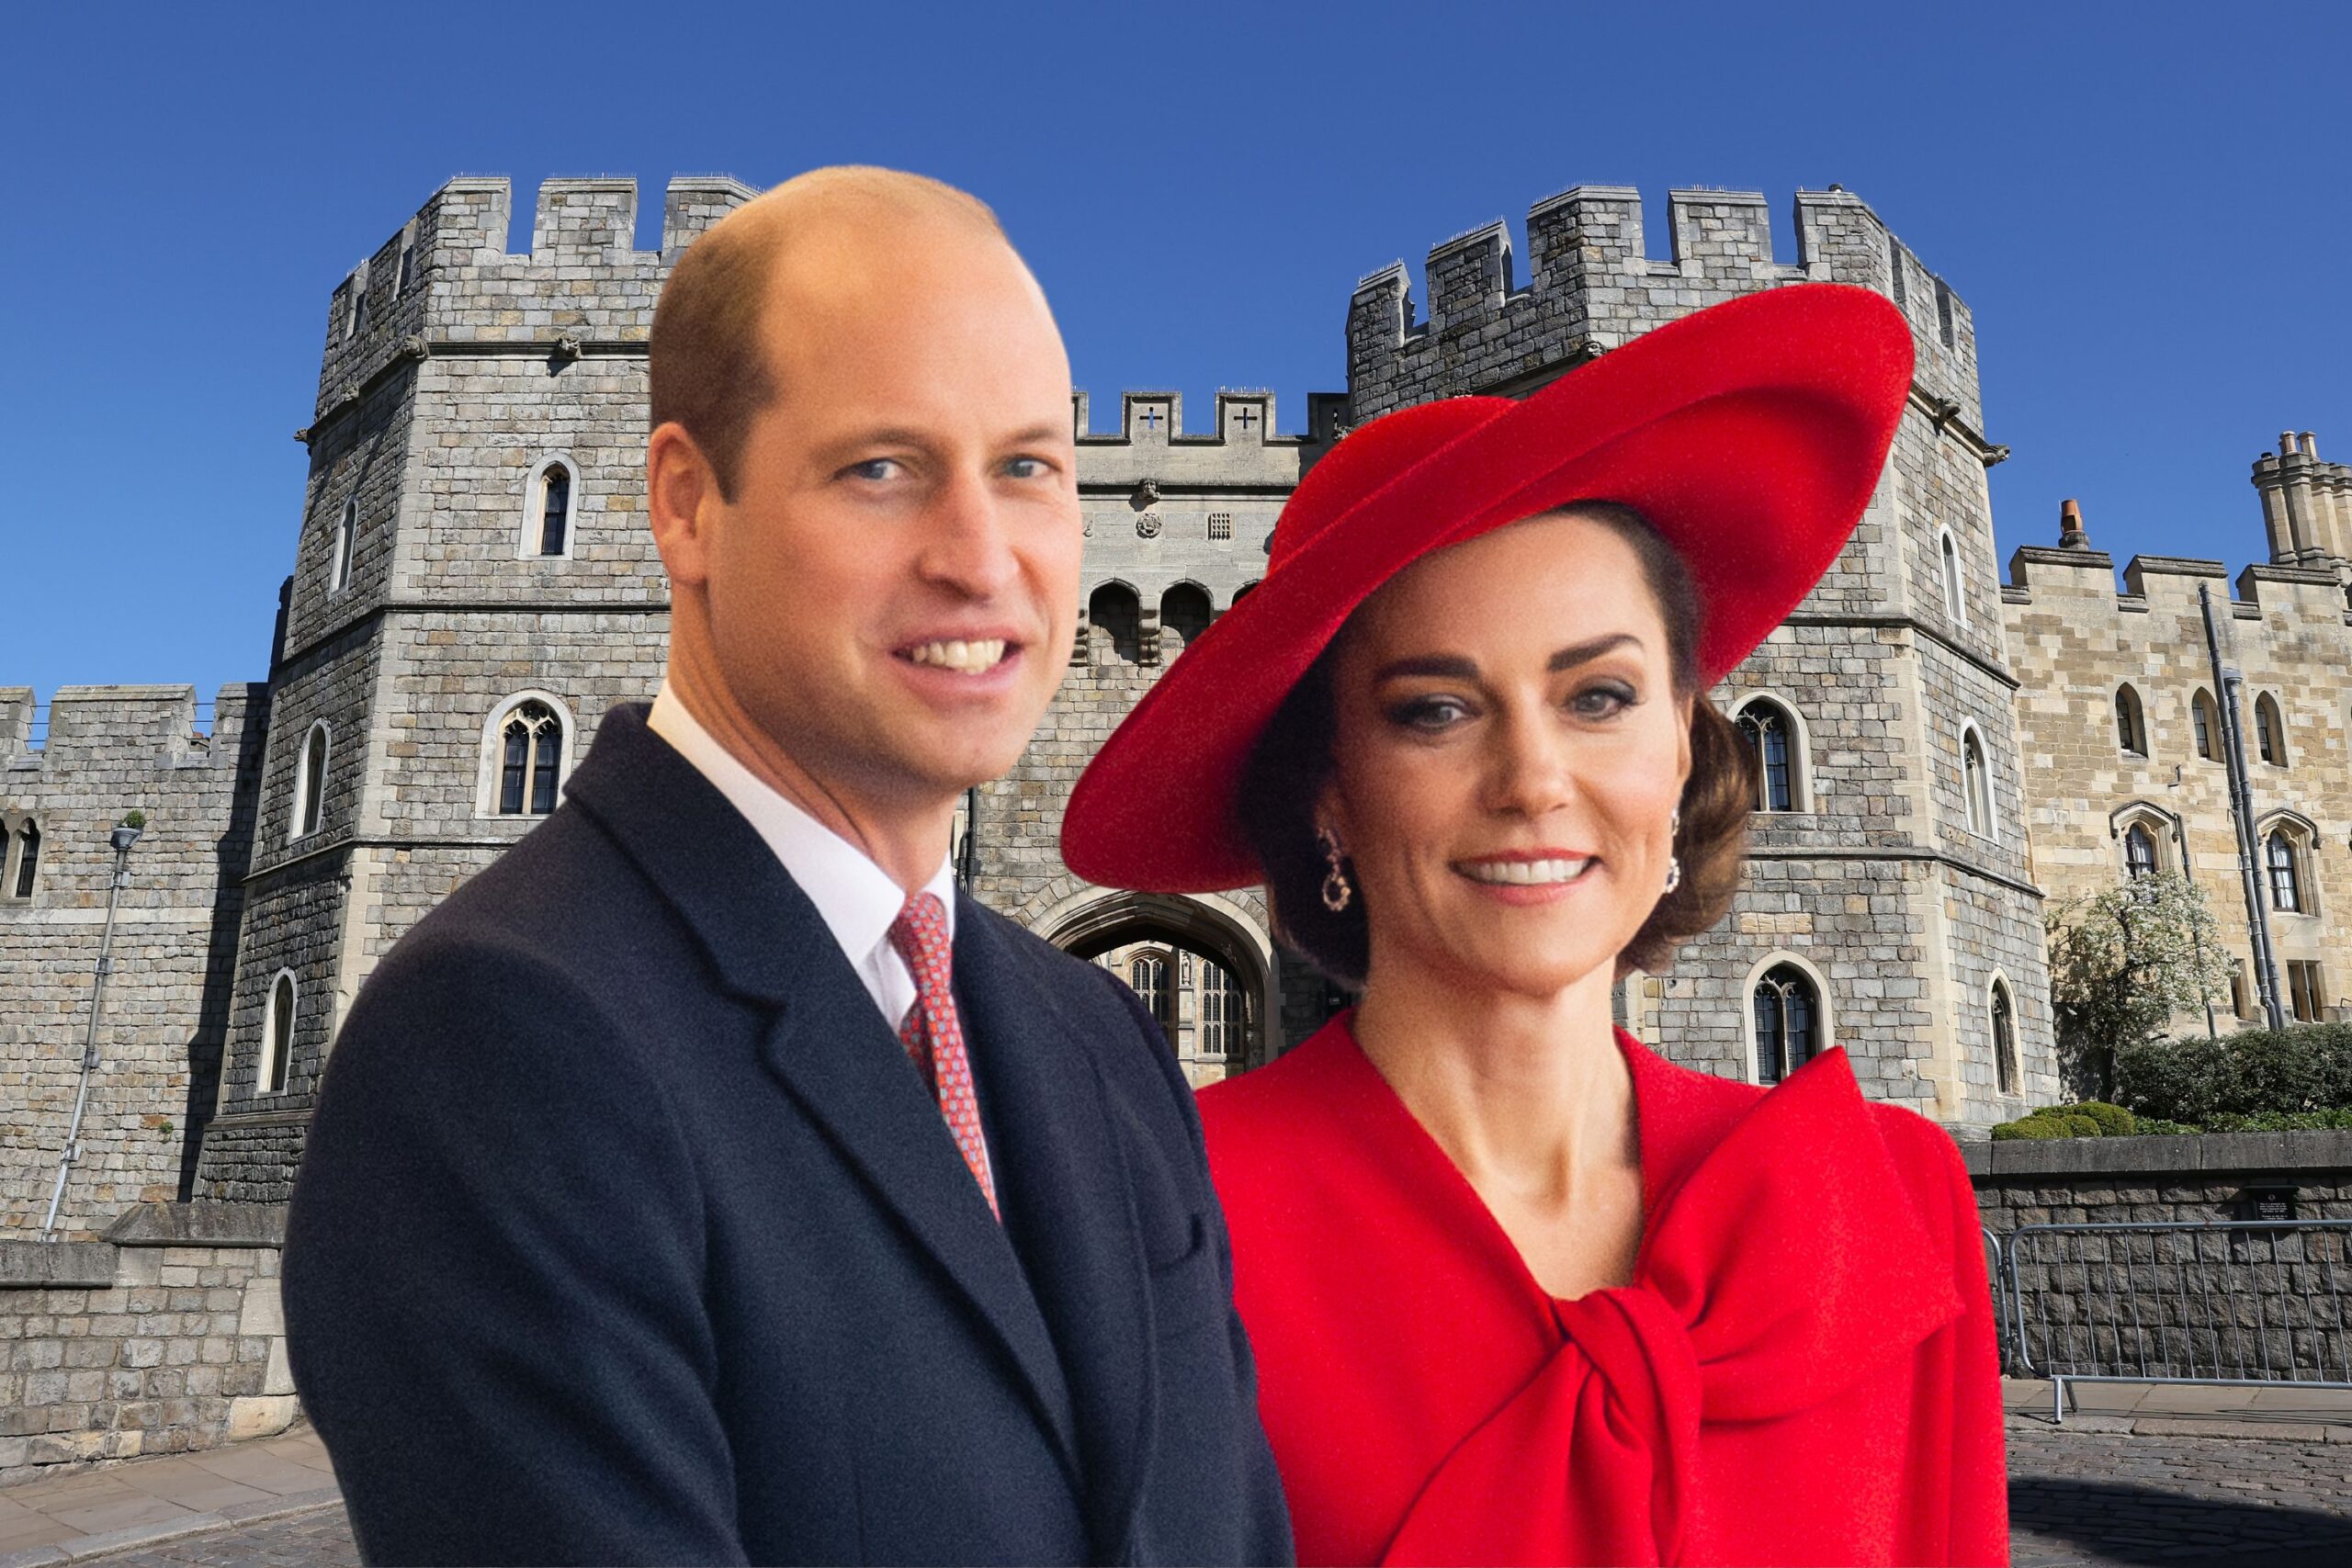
44, 1432, 2352, 1566
2009, 1428, 2352, 1564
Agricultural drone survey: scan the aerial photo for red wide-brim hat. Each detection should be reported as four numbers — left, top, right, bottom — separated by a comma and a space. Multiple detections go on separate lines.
1061, 282, 1914, 894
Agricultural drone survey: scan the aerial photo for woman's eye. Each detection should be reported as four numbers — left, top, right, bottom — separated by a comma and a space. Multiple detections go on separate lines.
1388, 696, 1472, 732
1570, 682, 1637, 719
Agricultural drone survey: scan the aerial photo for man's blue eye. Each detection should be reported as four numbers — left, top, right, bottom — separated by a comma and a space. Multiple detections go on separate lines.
846, 459, 898, 481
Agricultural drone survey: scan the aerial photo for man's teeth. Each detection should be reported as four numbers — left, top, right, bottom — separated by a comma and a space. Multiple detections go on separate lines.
1461, 858, 1591, 886
904, 638, 1009, 672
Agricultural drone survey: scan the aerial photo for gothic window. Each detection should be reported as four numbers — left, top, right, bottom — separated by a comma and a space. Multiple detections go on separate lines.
1934, 280, 1955, 349
7, 819, 38, 898
1736, 699, 1800, 812
293, 722, 329, 840
2288, 959, 2326, 1023
1940, 531, 1965, 624
533, 461, 573, 558
2255, 693, 2288, 766
1231, 581, 1261, 604
1201, 962, 1243, 1059
498, 701, 564, 816
1962, 728, 1994, 839
1208, 512, 1233, 541
263, 971, 296, 1095
1129, 953, 1170, 1027
1159, 583, 1212, 656
1089, 582, 1141, 664
2267, 830, 2304, 913
2123, 823, 2157, 880
333, 498, 356, 592
2191, 689, 2219, 761
347, 275, 368, 340
1752, 964, 1821, 1087
2115, 685, 2147, 757
2229, 964, 2249, 1020
1991, 979, 2018, 1095
394, 231, 416, 294
1887, 235, 1907, 309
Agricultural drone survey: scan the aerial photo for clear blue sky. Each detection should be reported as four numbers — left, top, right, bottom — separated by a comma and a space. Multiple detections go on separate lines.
5, 1, 2346, 709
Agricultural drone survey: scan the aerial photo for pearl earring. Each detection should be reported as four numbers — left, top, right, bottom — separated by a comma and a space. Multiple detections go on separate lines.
1317, 826, 1353, 913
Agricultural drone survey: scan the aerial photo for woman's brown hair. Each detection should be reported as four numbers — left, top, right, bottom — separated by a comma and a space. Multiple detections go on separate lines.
1234, 502, 1757, 987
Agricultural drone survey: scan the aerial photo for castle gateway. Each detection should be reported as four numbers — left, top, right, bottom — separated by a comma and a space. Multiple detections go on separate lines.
41, 167, 2325, 1233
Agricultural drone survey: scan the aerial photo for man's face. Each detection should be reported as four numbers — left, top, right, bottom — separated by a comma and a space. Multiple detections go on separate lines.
698, 219, 1082, 817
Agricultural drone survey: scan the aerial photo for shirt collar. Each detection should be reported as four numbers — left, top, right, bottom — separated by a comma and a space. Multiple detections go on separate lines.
646, 682, 956, 967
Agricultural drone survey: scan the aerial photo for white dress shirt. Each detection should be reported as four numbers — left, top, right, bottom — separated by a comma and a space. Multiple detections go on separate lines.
646, 682, 957, 1034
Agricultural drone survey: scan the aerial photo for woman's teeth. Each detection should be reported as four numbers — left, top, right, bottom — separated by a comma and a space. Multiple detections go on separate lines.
1460, 858, 1591, 886
904, 638, 1009, 672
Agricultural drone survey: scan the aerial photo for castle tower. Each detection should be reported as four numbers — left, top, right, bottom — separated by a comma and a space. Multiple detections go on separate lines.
1347, 187, 2053, 1125
193, 176, 757, 1199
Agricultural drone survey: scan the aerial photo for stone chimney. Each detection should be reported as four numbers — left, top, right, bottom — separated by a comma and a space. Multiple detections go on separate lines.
2058, 498, 2089, 550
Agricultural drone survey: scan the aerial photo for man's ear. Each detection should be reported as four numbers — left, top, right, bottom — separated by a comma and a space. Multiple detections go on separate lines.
647, 423, 719, 591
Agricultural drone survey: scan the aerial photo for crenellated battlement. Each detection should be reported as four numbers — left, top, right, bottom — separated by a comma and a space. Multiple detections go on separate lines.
1069, 389, 1342, 494
311, 173, 761, 425
1346, 184, 1981, 434
2, 685, 265, 769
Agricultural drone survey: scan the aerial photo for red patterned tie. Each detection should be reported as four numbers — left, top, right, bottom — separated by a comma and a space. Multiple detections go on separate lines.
888, 893, 999, 1220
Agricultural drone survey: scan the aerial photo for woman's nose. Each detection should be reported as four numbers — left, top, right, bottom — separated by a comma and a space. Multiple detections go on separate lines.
1481, 708, 1577, 818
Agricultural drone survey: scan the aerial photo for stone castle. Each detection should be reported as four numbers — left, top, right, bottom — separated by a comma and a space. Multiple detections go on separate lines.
6, 173, 2346, 1242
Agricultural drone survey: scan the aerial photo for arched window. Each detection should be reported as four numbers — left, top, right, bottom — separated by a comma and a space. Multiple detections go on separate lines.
333, 499, 356, 592
394, 231, 416, 294
2267, 830, 2303, 913
2191, 689, 2219, 761
8, 819, 39, 898
1939, 530, 1965, 624
498, 701, 564, 816
346, 273, 368, 340
2114, 685, 2147, 756
1129, 953, 1169, 1026
1201, 961, 1243, 1059
293, 722, 329, 840
263, 971, 296, 1096
2122, 823, 2157, 879
1991, 980, 2019, 1096
1231, 581, 1261, 605
1089, 582, 1141, 664
1736, 699, 1800, 812
2256, 693, 2288, 766
1159, 582, 1212, 655
1752, 964, 1821, 1086
534, 462, 573, 558
1962, 728, 1994, 839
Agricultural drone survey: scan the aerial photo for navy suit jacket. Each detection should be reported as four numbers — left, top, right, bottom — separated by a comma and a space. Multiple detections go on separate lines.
282, 705, 1293, 1566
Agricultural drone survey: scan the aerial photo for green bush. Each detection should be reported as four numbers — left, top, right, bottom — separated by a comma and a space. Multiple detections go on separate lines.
2200, 1109, 2352, 1133
1991, 1103, 2138, 1139
2117, 1024, 2352, 1122
2130, 1116, 2201, 1135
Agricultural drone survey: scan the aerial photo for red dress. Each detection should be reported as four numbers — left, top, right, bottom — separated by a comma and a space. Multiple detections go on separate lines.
1198, 1017, 2007, 1567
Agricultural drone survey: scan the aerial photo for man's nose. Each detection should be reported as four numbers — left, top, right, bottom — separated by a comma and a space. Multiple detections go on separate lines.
917, 468, 1022, 600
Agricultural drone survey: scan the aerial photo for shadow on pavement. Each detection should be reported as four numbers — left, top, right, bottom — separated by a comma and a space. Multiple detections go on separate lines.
2011, 1477, 2352, 1564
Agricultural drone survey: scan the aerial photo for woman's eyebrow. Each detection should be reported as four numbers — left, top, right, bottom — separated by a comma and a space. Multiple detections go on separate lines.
1548, 633, 1641, 671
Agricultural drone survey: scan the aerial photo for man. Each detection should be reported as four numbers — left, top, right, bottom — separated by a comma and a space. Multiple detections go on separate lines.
284, 167, 1292, 1566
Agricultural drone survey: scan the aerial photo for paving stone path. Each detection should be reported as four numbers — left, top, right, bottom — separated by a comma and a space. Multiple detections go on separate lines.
10, 1427, 2346, 1566
2008, 1427, 2352, 1564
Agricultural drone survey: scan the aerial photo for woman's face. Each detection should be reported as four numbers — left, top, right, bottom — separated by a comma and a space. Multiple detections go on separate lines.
1323, 510, 1693, 999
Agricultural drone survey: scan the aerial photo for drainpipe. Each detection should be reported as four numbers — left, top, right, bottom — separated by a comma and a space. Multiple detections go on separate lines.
42, 821, 141, 1240
2200, 585, 2285, 1031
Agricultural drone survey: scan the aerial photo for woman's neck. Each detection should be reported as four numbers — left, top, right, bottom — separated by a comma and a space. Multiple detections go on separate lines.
1351, 959, 1637, 1221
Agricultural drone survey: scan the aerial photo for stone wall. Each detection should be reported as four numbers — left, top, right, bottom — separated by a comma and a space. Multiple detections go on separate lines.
0, 688, 266, 1238
0, 1203, 292, 1483
1971, 1133, 2352, 1382
2002, 500, 2352, 1045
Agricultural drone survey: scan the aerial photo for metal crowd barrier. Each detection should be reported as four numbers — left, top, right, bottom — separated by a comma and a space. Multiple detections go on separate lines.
1998, 1220, 2352, 1421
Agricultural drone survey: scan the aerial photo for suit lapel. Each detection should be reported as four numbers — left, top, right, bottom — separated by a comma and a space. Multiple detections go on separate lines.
955, 898, 1155, 1562
562, 705, 1080, 1479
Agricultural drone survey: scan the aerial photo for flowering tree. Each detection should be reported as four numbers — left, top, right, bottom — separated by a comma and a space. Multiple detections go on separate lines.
2045, 874, 2233, 1100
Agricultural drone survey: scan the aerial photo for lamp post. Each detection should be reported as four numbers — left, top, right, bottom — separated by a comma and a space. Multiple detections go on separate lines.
41, 818, 141, 1240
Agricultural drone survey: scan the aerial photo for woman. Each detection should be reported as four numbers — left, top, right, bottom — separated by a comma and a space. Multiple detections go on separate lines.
1062, 285, 2007, 1566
